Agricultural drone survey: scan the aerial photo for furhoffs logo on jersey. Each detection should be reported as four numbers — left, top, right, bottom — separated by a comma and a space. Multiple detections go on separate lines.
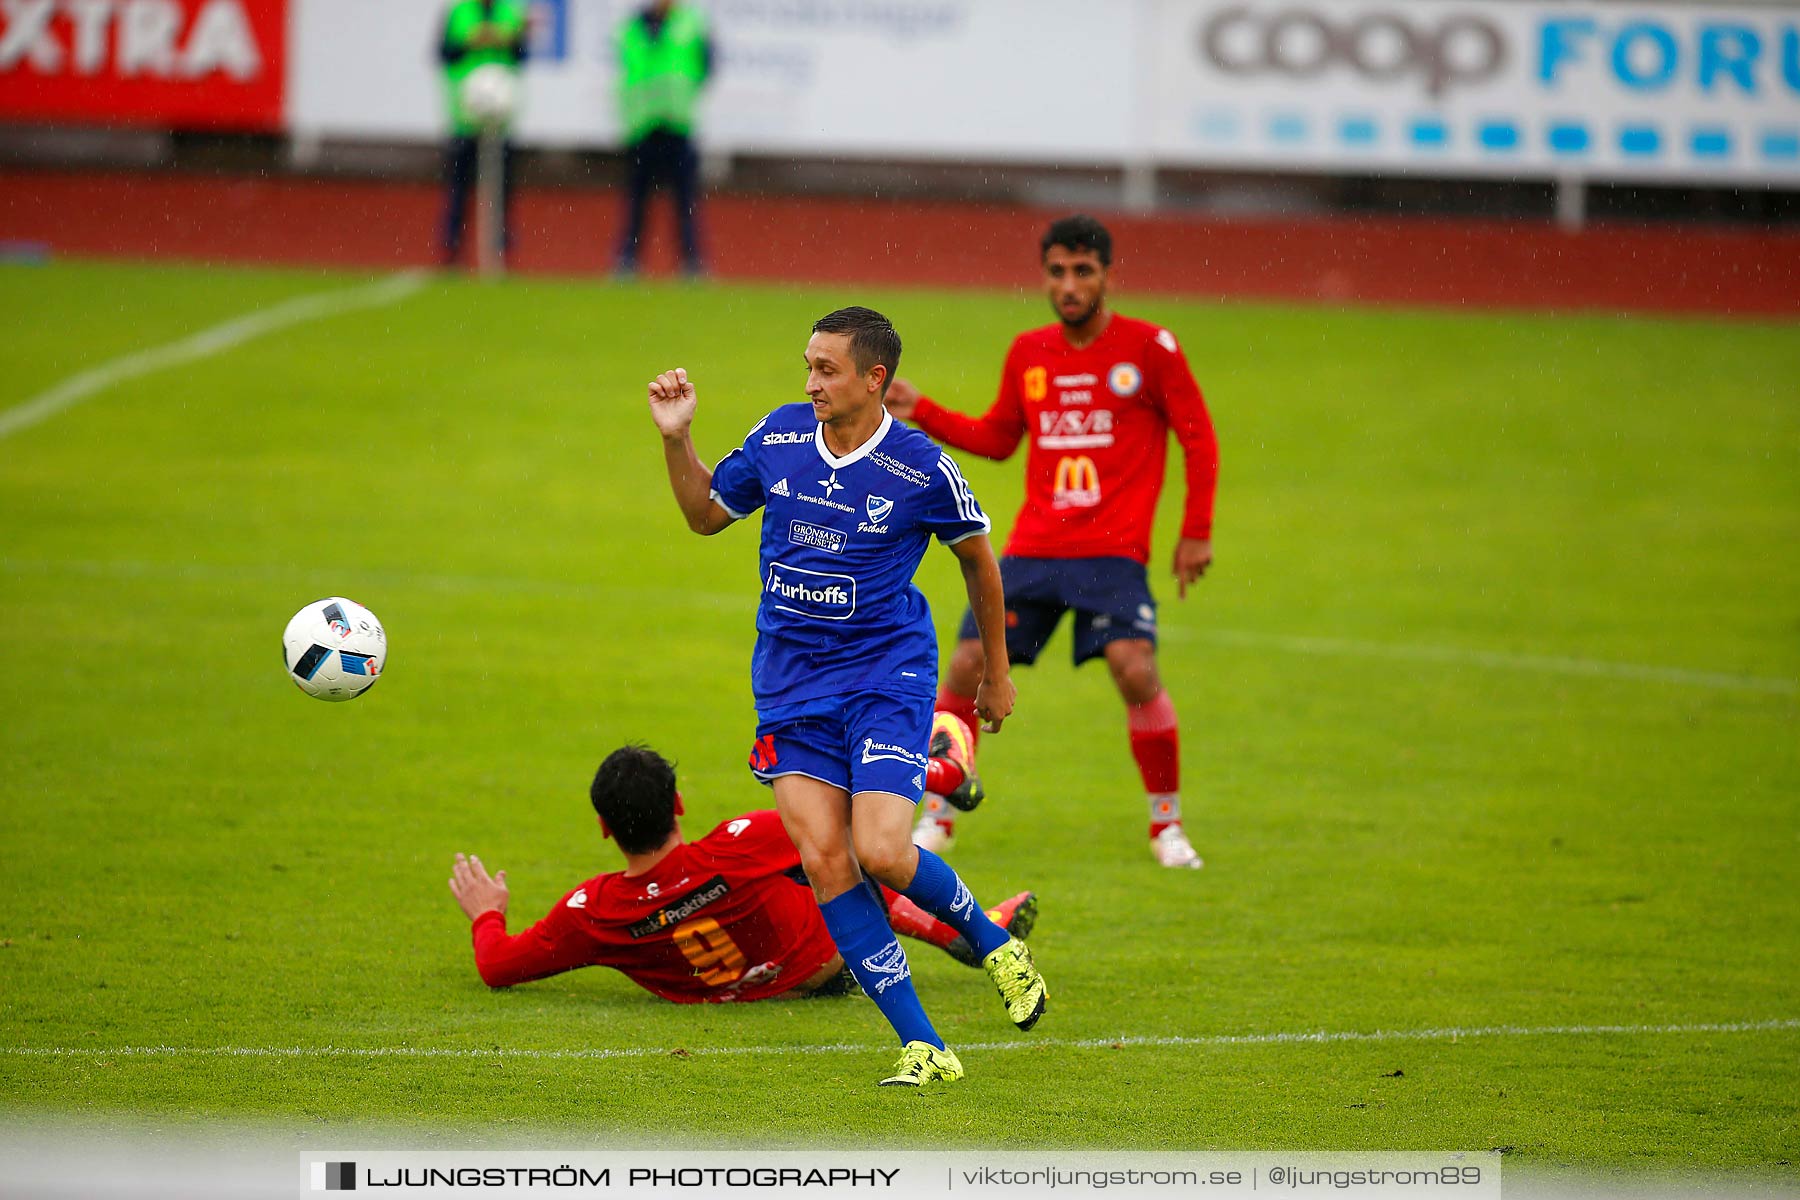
766, 562, 856, 620
1107, 363, 1143, 397
628, 875, 732, 939
861, 941, 912, 994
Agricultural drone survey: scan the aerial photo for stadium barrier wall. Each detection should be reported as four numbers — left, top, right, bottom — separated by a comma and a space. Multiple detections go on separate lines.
3, 1, 1795, 188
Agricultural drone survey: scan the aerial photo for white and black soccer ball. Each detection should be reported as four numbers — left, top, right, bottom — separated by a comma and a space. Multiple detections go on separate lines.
283, 597, 386, 702
460, 63, 519, 129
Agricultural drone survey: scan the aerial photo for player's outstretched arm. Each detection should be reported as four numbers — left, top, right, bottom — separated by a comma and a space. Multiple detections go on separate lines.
949, 533, 1016, 733
449, 851, 509, 920
886, 375, 1025, 461
647, 367, 735, 536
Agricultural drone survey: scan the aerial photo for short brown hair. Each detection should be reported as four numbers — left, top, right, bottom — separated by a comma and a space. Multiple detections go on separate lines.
812, 306, 901, 389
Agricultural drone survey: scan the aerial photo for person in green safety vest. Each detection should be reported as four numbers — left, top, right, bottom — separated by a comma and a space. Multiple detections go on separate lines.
438, 0, 529, 267
614, 1, 713, 276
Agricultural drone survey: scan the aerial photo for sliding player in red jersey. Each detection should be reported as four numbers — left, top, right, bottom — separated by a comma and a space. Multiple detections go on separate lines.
884, 215, 1219, 869
447, 745, 1038, 1002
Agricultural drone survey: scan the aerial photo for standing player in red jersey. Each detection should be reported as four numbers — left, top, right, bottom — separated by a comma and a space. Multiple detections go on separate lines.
447, 744, 1038, 1002
884, 215, 1219, 869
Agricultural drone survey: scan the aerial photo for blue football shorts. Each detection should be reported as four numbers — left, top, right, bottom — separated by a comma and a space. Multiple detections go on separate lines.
956, 554, 1158, 667
747, 689, 934, 803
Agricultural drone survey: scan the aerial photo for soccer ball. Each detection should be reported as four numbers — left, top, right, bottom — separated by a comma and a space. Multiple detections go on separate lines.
283, 598, 386, 702
460, 63, 519, 129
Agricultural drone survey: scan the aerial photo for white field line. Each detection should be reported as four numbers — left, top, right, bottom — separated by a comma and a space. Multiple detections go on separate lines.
1177, 627, 1799, 696
0, 272, 428, 441
4, 1018, 1795, 1064
3, 554, 1794, 697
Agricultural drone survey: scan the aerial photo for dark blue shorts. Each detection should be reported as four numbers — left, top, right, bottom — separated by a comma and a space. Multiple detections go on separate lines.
747, 690, 933, 803
957, 555, 1157, 667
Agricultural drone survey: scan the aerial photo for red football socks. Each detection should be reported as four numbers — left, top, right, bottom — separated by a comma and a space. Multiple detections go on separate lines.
925, 756, 965, 796
935, 687, 981, 753
1128, 690, 1181, 835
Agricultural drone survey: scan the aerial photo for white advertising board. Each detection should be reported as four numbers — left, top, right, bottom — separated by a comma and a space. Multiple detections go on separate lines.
289, 0, 1134, 162
286, 0, 1800, 186
1147, 1, 1800, 183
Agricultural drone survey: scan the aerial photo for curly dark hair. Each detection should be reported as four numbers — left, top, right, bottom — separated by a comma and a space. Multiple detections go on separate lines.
1041, 214, 1113, 266
589, 744, 678, 854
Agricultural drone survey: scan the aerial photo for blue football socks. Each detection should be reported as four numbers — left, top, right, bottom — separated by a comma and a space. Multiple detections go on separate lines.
902, 847, 1010, 960
820, 884, 942, 1048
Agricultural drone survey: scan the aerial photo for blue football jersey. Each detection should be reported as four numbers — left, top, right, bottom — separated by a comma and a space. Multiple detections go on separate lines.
708, 403, 991, 709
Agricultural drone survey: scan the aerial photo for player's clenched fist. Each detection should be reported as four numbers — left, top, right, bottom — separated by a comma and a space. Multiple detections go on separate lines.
974, 673, 1016, 734
647, 367, 698, 437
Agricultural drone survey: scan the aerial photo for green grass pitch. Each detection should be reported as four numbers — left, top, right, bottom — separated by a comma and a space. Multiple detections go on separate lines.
0, 260, 1795, 1174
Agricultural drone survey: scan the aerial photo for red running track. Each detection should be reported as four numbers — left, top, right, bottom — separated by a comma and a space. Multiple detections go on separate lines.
2, 168, 1795, 317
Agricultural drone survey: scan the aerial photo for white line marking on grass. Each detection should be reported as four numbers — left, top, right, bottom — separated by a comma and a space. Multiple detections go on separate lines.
2, 555, 1793, 697
1179, 627, 1799, 696
0, 272, 428, 441
6, 1018, 1794, 1064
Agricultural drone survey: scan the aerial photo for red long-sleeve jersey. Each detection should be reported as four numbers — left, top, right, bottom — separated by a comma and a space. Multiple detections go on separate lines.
466, 810, 839, 1003
913, 314, 1217, 565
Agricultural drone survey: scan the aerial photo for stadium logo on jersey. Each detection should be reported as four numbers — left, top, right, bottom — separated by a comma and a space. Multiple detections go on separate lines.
788, 520, 845, 554
727, 818, 752, 837
861, 941, 911, 994
766, 562, 856, 620
566, 888, 588, 910
1023, 366, 1048, 402
769, 478, 790, 497
862, 738, 928, 769
870, 451, 931, 489
1052, 455, 1102, 509
763, 430, 815, 446
1107, 363, 1143, 397
628, 875, 732, 939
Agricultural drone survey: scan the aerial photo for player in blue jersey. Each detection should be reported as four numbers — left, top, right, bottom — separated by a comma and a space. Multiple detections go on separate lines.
646, 306, 1047, 1087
